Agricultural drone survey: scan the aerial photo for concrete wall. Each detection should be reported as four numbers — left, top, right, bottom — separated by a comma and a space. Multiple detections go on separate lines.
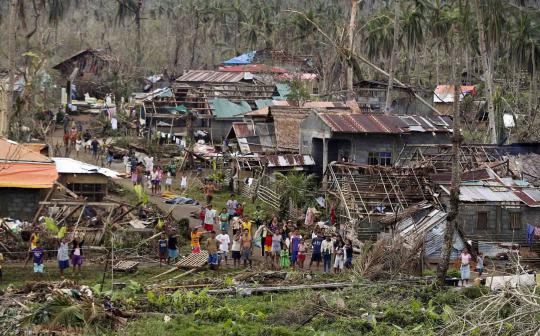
0, 188, 46, 220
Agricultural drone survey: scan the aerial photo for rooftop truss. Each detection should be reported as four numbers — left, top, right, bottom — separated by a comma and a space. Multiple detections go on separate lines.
394, 144, 508, 173
325, 163, 440, 228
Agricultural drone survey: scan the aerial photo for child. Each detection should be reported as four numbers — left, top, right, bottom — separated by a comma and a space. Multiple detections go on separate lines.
476, 252, 484, 278
167, 231, 179, 264
180, 174, 188, 191
57, 238, 70, 278
231, 232, 242, 268
231, 216, 241, 235
216, 229, 231, 266
191, 226, 204, 253
240, 228, 253, 268
333, 238, 345, 274
219, 208, 229, 232
158, 233, 168, 265
30, 242, 45, 280
71, 234, 85, 276
289, 229, 302, 267
344, 239, 354, 269
205, 231, 220, 270
297, 239, 306, 270
279, 243, 290, 269
165, 172, 172, 192
236, 203, 244, 217
199, 206, 206, 226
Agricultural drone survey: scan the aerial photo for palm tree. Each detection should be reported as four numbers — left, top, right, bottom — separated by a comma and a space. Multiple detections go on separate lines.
274, 172, 317, 209
384, 0, 400, 114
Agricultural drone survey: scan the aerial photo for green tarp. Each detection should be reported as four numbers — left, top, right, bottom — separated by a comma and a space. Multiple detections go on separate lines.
210, 98, 252, 119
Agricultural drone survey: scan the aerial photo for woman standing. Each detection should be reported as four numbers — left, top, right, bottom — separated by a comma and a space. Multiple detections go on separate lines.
460, 249, 472, 286
271, 229, 282, 270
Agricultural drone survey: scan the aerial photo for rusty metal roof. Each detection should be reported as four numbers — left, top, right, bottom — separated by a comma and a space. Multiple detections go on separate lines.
231, 122, 255, 138
318, 113, 452, 134
260, 154, 315, 167
176, 70, 247, 83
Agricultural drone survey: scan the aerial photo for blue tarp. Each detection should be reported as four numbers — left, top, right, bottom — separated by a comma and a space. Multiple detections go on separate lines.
222, 51, 257, 65
255, 99, 274, 109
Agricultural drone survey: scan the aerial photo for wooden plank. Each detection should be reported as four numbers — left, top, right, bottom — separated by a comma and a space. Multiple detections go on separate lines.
39, 201, 118, 206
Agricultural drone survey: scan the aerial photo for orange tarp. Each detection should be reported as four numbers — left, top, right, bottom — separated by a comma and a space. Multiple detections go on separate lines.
0, 162, 58, 188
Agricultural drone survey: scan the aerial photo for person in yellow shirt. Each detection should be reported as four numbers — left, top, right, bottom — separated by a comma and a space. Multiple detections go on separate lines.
242, 217, 253, 237
191, 225, 209, 253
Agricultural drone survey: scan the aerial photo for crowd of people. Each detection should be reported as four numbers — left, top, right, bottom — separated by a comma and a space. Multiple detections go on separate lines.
160, 194, 355, 274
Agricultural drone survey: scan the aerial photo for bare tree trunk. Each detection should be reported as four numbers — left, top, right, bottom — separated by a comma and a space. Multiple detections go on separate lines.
529, 45, 536, 117
474, 0, 497, 144
190, 11, 200, 69
135, 2, 143, 72
437, 30, 462, 286
384, 0, 400, 114
346, 0, 359, 100
3, 0, 18, 137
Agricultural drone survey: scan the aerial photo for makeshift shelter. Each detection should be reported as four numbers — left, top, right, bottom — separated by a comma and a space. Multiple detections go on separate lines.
0, 138, 58, 220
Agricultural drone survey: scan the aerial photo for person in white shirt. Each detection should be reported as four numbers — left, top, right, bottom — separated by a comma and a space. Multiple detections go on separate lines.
231, 232, 242, 267
321, 236, 333, 273
150, 168, 159, 195
460, 249, 472, 286
216, 230, 231, 265
180, 174, 188, 191
204, 204, 217, 231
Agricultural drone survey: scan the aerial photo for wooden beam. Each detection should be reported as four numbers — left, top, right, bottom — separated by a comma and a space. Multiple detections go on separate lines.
32, 184, 57, 223
39, 201, 117, 206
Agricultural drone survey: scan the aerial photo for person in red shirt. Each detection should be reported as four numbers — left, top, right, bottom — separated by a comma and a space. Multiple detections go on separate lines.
236, 203, 244, 217
199, 206, 206, 226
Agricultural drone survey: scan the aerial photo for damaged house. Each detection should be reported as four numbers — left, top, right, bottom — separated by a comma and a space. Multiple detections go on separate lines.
0, 138, 58, 220
300, 112, 453, 175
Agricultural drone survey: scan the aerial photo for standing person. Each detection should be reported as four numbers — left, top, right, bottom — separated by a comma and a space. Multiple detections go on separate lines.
198, 206, 206, 226
271, 229, 283, 270
204, 181, 215, 204
242, 216, 253, 237
240, 228, 253, 268
165, 171, 173, 192
289, 229, 302, 268
309, 232, 324, 270
344, 239, 354, 269
29, 242, 45, 280
231, 216, 241, 235
83, 129, 91, 151
216, 229, 231, 266
219, 208, 230, 232
91, 138, 99, 159
156, 166, 164, 194
476, 252, 485, 278
204, 204, 217, 232
226, 194, 238, 219
280, 243, 290, 269
167, 231, 179, 264
71, 234, 85, 276
297, 239, 307, 270
264, 228, 273, 267
106, 146, 114, 167
205, 231, 220, 270
333, 237, 345, 274
75, 136, 82, 158
321, 236, 333, 274
180, 174, 188, 191
150, 167, 158, 195
231, 232, 242, 268
57, 238, 70, 278
191, 226, 205, 253
158, 233, 168, 266
460, 249, 472, 286
168, 160, 177, 179
236, 203, 244, 217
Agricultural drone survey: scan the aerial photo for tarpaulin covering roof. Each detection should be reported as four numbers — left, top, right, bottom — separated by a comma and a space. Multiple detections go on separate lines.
0, 162, 57, 188
222, 51, 257, 65
209, 98, 252, 119
176, 70, 247, 83
0, 138, 52, 163
318, 113, 452, 134
219, 64, 286, 73
433, 85, 477, 103
53, 157, 120, 179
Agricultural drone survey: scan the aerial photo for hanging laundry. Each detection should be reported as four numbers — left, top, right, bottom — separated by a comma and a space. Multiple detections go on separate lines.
527, 224, 535, 245
111, 117, 118, 130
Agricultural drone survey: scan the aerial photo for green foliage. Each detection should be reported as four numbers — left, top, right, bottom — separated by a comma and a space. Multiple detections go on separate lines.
446, 268, 460, 278
274, 171, 317, 208
286, 79, 310, 103
133, 184, 149, 205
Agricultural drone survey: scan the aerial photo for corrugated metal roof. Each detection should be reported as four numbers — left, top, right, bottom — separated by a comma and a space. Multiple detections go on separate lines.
176, 70, 247, 83
318, 113, 452, 134
433, 85, 477, 103
459, 185, 522, 202
261, 154, 315, 167
0, 138, 52, 163
231, 122, 255, 138
218, 64, 286, 73
53, 157, 119, 178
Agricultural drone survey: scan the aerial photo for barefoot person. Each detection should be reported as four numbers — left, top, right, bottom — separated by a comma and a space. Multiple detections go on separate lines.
216, 229, 231, 266
240, 229, 253, 269
57, 238, 70, 278
71, 233, 85, 276
206, 231, 220, 270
